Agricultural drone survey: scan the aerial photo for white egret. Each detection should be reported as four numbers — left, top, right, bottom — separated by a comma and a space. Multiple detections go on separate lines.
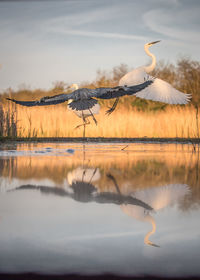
107, 41, 191, 114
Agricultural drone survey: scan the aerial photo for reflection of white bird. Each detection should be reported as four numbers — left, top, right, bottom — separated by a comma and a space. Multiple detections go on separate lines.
121, 184, 189, 247
67, 167, 100, 186
107, 41, 191, 114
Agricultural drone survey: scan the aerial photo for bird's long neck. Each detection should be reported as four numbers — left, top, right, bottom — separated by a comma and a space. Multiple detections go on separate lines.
144, 215, 159, 247
143, 45, 156, 74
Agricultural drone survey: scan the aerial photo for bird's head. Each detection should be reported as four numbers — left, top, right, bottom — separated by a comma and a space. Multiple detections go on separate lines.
66, 83, 79, 91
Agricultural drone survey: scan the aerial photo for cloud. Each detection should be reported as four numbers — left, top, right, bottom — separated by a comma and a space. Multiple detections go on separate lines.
48, 4, 120, 27
41, 2, 152, 42
47, 26, 149, 41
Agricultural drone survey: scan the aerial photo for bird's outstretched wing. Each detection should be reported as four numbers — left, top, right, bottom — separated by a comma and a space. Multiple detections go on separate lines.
6, 80, 154, 108
14, 185, 68, 196
94, 80, 154, 99
6, 93, 69, 107
135, 78, 191, 104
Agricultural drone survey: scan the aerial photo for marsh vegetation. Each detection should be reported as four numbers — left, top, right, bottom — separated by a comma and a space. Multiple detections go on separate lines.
0, 58, 200, 138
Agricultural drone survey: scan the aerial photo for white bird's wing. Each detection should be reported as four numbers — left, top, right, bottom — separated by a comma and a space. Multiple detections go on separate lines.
119, 67, 148, 87
119, 67, 191, 105
133, 184, 190, 211
120, 183, 189, 221
135, 77, 192, 104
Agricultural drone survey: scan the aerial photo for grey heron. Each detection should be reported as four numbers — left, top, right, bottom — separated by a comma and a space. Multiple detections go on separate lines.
107, 41, 192, 114
6, 80, 153, 137
67, 83, 100, 137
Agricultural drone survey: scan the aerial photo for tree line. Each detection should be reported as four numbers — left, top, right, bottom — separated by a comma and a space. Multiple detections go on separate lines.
1, 58, 200, 111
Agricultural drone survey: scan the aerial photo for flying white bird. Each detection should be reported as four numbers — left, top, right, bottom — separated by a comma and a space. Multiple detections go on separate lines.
107, 41, 192, 114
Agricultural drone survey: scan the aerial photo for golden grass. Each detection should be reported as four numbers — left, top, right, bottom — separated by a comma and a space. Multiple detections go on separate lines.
11, 104, 199, 138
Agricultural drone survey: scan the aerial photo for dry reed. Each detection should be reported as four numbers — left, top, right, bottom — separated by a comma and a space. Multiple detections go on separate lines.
12, 104, 200, 138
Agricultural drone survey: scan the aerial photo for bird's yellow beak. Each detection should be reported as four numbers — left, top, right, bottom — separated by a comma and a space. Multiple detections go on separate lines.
148, 40, 161, 46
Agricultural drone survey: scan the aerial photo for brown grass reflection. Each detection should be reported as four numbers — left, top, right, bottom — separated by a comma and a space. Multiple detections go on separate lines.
0, 143, 199, 207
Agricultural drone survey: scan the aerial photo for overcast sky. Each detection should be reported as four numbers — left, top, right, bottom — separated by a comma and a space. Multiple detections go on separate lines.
0, 0, 200, 92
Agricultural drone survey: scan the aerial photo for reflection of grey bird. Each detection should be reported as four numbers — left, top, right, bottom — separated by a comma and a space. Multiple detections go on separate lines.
107, 41, 192, 114
6, 80, 153, 136
12, 184, 153, 209
10, 168, 152, 210
67, 167, 100, 202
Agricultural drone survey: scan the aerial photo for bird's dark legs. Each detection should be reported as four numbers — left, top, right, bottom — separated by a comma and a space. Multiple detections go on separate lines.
75, 109, 97, 138
82, 115, 87, 138
82, 168, 97, 183
89, 168, 97, 183
75, 113, 90, 138
88, 108, 98, 125
75, 119, 90, 130
106, 98, 120, 115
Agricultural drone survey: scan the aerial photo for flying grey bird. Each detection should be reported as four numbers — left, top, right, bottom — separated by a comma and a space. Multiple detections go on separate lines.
66, 83, 100, 135
6, 80, 153, 136
6, 81, 153, 108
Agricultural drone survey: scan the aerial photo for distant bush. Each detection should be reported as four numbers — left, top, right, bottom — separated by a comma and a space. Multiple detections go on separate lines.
1, 58, 199, 111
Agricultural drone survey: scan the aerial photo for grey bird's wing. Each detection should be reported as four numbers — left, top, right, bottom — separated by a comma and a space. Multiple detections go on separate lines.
6, 93, 69, 107
6, 80, 153, 107
93, 80, 154, 99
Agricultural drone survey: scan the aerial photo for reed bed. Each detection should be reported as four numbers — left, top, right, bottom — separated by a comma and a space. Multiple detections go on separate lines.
4, 103, 199, 138
0, 103, 17, 137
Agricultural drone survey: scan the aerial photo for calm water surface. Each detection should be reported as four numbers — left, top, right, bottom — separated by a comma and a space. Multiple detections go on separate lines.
0, 142, 200, 278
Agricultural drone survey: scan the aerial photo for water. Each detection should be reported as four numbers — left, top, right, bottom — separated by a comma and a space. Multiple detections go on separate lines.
0, 142, 200, 278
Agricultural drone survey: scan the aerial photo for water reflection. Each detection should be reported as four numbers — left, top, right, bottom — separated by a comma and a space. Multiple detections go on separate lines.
9, 170, 153, 211
120, 183, 189, 247
0, 143, 199, 277
5, 165, 190, 247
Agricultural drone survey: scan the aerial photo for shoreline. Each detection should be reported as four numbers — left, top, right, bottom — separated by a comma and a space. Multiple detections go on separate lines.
0, 137, 200, 144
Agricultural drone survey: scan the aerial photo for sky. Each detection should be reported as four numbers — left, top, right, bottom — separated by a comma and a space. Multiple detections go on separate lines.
0, 0, 200, 92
